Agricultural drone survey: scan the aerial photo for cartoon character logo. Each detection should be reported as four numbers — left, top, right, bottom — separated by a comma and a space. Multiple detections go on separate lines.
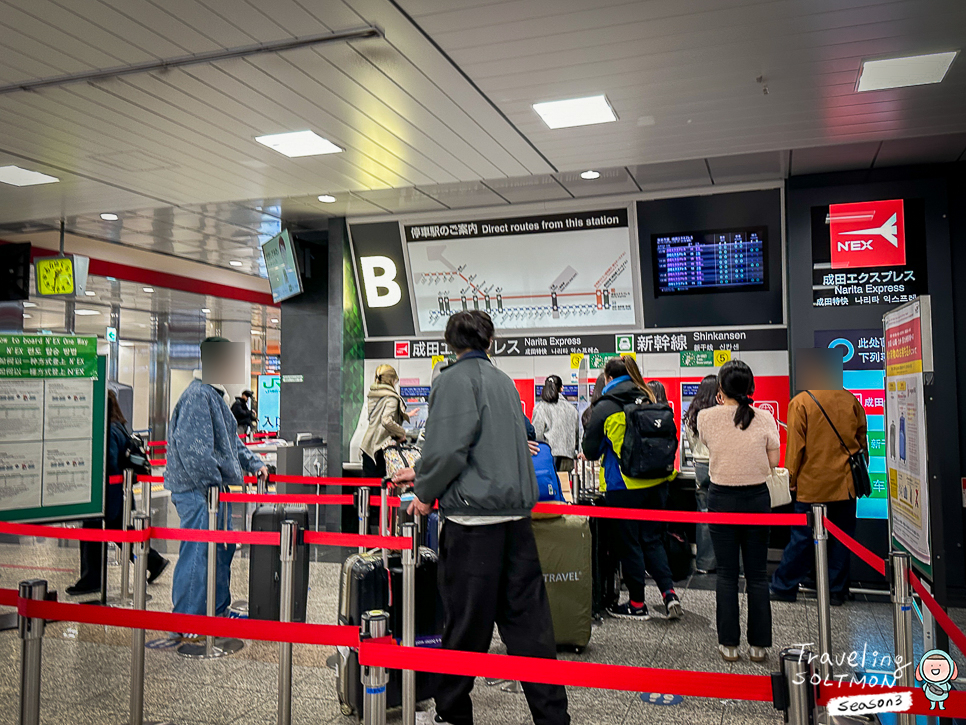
916, 649, 958, 710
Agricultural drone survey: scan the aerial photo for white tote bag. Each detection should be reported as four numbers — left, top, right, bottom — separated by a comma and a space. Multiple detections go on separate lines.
766, 467, 792, 508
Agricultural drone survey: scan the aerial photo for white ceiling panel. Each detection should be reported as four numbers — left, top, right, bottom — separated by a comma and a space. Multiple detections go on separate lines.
707, 152, 786, 184
627, 159, 712, 191
790, 142, 882, 175
481, 175, 573, 204
350, 188, 448, 213
416, 181, 509, 209
554, 168, 639, 197
874, 133, 966, 167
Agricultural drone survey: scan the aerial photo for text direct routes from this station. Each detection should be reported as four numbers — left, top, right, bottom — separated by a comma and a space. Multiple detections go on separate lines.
368, 328, 788, 360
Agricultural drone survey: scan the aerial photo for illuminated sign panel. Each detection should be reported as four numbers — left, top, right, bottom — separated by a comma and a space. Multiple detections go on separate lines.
829, 199, 906, 269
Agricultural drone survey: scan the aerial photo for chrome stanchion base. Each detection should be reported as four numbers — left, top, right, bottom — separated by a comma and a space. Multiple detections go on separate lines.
176, 637, 245, 659
228, 599, 248, 617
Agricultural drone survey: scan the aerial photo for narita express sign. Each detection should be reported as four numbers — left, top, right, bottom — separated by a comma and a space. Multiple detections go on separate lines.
829, 199, 906, 269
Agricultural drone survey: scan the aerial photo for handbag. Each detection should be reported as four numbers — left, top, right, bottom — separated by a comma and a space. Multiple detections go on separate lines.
805, 391, 872, 498
766, 467, 792, 508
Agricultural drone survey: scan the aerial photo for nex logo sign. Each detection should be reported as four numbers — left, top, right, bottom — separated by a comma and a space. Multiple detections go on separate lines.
829, 199, 906, 269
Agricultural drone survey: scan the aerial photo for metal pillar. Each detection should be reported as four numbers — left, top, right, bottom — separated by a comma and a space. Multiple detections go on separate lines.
356, 488, 370, 554
779, 646, 817, 725
127, 514, 165, 725
361, 611, 389, 725
890, 552, 915, 725
810, 504, 833, 684
379, 481, 389, 538
401, 523, 417, 725
18, 579, 47, 725
119, 469, 134, 602
277, 520, 297, 725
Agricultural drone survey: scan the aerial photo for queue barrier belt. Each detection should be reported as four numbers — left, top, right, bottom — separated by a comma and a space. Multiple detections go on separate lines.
220, 492, 403, 508
909, 571, 966, 658
824, 518, 886, 576
269, 476, 383, 487
303, 531, 413, 549
531, 503, 807, 526
0, 587, 17, 607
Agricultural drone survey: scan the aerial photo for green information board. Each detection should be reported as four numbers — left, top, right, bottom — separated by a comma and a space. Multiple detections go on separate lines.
680, 350, 715, 367
0, 334, 106, 524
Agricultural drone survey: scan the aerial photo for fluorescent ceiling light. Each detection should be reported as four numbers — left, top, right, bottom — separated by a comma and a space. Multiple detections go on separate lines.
202, 308, 211, 314
85, 290, 96, 296
532, 95, 617, 129
251, 330, 263, 335
255, 130, 343, 157
100, 213, 119, 221
270, 318, 279, 323
857, 51, 958, 91
580, 170, 601, 180
23, 301, 36, 308
23, 313, 31, 319
142, 287, 154, 293
0, 165, 60, 186
229, 260, 244, 267
75, 309, 100, 316
317, 194, 337, 203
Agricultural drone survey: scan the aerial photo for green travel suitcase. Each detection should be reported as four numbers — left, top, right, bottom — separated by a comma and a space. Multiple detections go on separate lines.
532, 513, 593, 652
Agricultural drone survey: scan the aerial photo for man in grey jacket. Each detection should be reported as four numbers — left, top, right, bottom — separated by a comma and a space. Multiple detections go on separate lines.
394, 311, 570, 725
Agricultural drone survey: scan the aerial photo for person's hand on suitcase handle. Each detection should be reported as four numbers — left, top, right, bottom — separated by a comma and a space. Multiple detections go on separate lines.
256, 465, 269, 483
392, 467, 434, 516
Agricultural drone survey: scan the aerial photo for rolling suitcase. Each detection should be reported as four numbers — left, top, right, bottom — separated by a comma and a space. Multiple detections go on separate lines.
578, 493, 620, 618
336, 548, 442, 718
532, 513, 593, 652
248, 503, 310, 622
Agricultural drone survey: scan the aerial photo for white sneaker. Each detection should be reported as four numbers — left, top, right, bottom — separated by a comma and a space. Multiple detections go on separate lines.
718, 644, 739, 662
416, 706, 452, 725
749, 646, 768, 662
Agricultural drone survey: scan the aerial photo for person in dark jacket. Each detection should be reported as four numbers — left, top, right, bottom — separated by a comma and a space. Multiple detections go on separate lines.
582, 356, 682, 621
67, 390, 168, 596
231, 390, 257, 436
393, 310, 570, 725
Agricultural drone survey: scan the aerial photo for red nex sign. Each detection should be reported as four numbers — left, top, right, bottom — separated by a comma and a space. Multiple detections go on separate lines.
829, 199, 906, 269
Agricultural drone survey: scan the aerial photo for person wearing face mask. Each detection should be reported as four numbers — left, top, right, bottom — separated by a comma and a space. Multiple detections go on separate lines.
697, 361, 780, 663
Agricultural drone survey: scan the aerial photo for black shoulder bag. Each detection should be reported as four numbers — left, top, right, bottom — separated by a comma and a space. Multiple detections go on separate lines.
805, 391, 871, 498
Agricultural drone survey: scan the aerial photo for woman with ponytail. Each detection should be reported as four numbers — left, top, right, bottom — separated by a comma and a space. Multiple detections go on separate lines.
697, 360, 781, 663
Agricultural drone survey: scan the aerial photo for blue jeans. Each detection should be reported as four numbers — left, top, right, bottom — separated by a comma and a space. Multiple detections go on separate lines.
171, 489, 235, 618
693, 462, 716, 572
772, 498, 856, 597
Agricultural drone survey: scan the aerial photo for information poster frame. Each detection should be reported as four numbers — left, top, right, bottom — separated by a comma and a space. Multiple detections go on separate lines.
0, 335, 106, 524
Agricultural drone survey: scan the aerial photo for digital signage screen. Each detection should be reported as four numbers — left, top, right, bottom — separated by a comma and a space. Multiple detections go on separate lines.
261, 229, 303, 303
653, 227, 767, 296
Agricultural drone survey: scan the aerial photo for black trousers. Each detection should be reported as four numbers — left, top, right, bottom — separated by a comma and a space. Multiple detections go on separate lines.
604, 483, 674, 602
772, 498, 857, 596
77, 511, 165, 586
707, 483, 772, 648
436, 519, 570, 725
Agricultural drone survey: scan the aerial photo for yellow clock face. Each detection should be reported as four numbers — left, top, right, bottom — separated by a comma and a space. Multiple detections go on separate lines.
36, 257, 75, 295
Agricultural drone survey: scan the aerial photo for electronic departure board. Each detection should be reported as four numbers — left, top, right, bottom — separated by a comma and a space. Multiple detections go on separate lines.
653, 227, 768, 295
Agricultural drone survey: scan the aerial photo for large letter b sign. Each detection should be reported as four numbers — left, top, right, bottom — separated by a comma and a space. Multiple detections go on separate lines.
360, 256, 402, 308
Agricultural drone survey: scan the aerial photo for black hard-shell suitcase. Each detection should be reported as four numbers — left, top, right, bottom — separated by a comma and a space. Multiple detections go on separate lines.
248, 504, 310, 622
336, 548, 442, 718
578, 494, 620, 617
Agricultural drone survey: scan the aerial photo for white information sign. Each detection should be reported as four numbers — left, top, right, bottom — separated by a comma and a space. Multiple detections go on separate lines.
0, 380, 44, 443
0, 442, 43, 510
42, 438, 93, 506
44, 378, 94, 441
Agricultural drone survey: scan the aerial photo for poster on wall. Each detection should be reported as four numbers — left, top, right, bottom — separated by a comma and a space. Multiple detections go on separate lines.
814, 329, 888, 519
257, 374, 280, 433
404, 209, 637, 333
883, 298, 933, 569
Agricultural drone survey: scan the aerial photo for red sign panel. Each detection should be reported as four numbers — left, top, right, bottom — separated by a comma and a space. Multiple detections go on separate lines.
829, 199, 906, 269
394, 340, 410, 359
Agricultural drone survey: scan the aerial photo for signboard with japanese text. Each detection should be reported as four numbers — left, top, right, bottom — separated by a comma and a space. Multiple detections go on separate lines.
883, 298, 933, 572
0, 334, 98, 378
257, 374, 280, 433
811, 200, 928, 308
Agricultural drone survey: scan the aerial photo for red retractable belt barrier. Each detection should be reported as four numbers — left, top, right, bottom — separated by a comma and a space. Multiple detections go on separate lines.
303, 531, 412, 550
0, 521, 147, 543
108, 475, 123, 485
147, 441, 166, 447
530, 503, 807, 526
359, 641, 773, 701
220, 492, 355, 506
0, 588, 18, 607
909, 572, 966, 658
149, 459, 166, 467
150, 527, 280, 546
270, 475, 383, 487
824, 518, 886, 576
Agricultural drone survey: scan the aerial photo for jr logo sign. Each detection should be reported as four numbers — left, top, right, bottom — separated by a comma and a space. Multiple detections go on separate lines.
829, 199, 906, 269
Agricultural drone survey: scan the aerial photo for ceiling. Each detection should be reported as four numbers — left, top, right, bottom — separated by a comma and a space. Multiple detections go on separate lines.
0, 0, 964, 282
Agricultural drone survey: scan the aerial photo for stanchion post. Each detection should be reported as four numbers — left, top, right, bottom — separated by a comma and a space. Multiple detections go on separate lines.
277, 520, 297, 725
810, 504, 832, 684
206, 486, 219, 657
890, 551, 915, 725
129, 514, 149, 725
18, 579, 47, 725
357, 488, 370, 554
361, 611, 389, 725
401, 522, 418, 725
779, 646, 817, 725
138, 472, 151, 517
379, 480, 389, 537
120, 469, 134, 600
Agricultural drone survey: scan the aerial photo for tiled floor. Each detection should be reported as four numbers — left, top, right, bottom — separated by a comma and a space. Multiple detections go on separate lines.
1, 513, 963, 725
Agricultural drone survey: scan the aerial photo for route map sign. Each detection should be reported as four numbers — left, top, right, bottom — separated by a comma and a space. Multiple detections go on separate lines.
404, 209, 637, 333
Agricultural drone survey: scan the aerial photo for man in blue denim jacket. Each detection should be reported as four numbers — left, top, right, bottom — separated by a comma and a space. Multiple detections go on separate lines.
164, 374, 267, 622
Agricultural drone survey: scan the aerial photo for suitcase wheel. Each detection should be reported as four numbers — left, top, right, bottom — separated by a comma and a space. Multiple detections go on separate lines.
341, 703, 352, 716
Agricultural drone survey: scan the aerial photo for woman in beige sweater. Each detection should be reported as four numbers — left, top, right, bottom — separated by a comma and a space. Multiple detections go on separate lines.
360, 365, 410, 478
697, 360, 781, 664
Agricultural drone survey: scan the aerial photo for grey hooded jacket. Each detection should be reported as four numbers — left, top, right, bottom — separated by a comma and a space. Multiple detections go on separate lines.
414, 352, 537, 518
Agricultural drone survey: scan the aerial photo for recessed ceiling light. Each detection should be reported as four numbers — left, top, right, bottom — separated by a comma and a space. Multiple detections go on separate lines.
100, 213, 119, 221
75, 309, 100, 316
229, 260, 244, 267
857, 51, 958, 92
23, 301, 36, 308
251, 330, 264, 335
0, 165, 60, 186
84, 290, 96, 296
119, 341, 134, 347
532, 95, 617, 129
202, 308, 211, 314
143, 287, 154, 293
317, 194, 337, 203
271, 318, 279, 323
255, 130, 343, 157
580, 170, 601, 180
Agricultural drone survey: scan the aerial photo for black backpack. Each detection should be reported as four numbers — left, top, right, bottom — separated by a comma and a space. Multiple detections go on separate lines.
619, 397, 678, 479
121, 429, 152, 477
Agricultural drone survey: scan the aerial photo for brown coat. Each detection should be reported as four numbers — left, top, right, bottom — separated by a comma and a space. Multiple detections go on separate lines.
786, 389, 868, 503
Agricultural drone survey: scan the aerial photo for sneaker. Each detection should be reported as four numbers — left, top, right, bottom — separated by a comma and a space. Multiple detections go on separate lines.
607, 601, 650, 620
749, 646, 768, 662
663, 592, 683, 620
719, 644, 739, 662
148, 557, 170, 584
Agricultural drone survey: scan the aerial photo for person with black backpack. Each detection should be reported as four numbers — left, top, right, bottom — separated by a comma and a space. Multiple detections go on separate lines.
581, 356, 682, 621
